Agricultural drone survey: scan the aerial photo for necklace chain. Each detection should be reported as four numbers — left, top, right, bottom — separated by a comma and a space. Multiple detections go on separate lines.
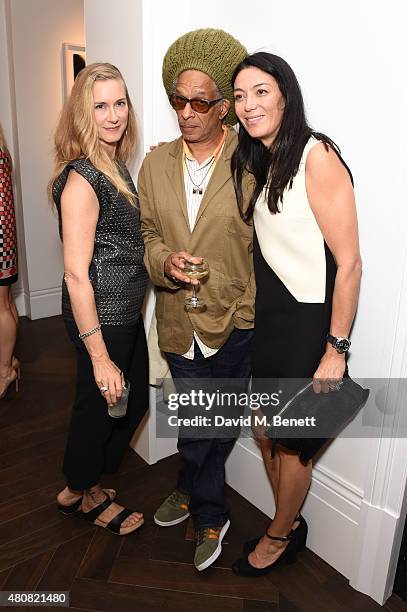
184, 154, 215, 194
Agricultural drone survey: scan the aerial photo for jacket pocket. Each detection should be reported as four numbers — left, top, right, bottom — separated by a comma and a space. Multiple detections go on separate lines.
219, 276, 248, 311
227, 217, 253, 240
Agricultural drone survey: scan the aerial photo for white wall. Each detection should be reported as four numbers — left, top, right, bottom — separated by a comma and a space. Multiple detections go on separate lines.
2, 0, 84, 318
84, 0, 143, 173
262, 0, 407, 482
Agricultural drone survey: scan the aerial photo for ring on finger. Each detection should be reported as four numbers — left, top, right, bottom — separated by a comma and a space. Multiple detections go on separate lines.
328, 381, 341, 391
99, 385, 108, 394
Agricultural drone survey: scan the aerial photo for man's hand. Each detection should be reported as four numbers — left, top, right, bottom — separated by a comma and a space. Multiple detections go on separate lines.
164, 251, 203, 285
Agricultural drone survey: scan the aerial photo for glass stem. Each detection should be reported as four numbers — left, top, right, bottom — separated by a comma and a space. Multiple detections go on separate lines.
192, 285, 197, 301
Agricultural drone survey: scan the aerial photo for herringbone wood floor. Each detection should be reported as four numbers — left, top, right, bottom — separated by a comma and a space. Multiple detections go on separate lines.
0, 316, 406, 611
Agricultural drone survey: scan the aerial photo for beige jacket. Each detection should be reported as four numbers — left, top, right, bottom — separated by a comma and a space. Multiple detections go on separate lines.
138, 128, 255, 355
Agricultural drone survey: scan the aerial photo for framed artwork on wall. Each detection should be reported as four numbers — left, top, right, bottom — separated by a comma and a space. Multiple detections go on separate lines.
62, 43, 86, 100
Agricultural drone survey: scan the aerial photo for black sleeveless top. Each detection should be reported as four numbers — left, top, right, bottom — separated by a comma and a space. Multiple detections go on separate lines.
53, 158, 148, 326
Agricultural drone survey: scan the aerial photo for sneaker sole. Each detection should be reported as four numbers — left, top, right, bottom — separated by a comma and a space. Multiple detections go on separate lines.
154, 512, 190, 527
195, 519, 231, 572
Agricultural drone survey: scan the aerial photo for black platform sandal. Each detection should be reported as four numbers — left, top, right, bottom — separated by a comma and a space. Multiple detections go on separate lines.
82, 495, 144, 536
57, 488, 116, 516
243, 513, 308, 555
232, 530, 297, 577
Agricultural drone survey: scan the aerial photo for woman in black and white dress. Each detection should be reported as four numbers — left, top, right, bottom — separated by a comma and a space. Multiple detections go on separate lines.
231, 52, 362, 576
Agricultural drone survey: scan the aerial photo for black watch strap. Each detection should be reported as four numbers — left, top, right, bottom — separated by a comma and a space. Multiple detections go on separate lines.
326, 334, 351, 353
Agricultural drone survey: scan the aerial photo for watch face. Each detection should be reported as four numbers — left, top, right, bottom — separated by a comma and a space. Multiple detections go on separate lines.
335, 338, 351, 353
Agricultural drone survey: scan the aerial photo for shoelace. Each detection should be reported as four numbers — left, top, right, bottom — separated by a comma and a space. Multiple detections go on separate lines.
168, 491, 189, 510
197, 527, 221, 546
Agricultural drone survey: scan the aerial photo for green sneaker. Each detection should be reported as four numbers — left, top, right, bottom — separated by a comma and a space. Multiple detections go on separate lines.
194, 519, 230, 571
154, 489, 190, 526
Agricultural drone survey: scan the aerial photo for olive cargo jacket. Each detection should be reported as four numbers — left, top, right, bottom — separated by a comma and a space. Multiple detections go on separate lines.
138, 127, 255, 355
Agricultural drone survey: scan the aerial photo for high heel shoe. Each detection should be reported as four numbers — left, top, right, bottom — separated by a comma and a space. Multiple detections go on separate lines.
243, 513, 308, 556
0, 368, 19, 399
232, 531, 297, 577
12, 357, 21, 382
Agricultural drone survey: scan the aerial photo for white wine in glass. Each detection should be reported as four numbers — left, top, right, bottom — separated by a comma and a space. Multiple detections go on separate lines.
183, 259, 209, 308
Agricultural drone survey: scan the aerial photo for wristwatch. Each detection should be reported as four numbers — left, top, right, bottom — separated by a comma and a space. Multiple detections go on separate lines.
326, 334, 351, 354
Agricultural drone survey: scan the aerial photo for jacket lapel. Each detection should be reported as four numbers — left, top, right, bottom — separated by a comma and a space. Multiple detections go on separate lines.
193, 129, 237, 228
165, 138, 190, 229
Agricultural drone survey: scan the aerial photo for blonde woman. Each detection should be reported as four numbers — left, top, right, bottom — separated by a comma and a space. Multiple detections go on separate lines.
49, 63, 148, 535
0, 122, 20, 399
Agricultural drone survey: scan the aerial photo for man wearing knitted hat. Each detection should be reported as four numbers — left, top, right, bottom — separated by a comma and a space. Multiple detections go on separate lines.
138, 28, 254, 571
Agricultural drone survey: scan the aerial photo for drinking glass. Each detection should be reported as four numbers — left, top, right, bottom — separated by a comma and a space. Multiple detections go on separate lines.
108, 379, 130, 418
183, 259, 209, 308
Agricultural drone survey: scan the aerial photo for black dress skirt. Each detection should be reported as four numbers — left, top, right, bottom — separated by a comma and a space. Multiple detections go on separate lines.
252, 230, 339, 463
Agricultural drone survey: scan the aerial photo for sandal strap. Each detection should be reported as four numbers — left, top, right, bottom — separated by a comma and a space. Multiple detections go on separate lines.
106, 507, 134, 534
57, 496, 83, 514
265, 530, 293, 542
82, 496, 113, 523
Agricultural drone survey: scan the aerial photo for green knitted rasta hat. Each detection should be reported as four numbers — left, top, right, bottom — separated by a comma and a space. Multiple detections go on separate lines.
162, 28, 247, 126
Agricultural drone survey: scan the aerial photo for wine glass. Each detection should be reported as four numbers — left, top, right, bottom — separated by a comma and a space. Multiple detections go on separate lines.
183, 259, 209, 308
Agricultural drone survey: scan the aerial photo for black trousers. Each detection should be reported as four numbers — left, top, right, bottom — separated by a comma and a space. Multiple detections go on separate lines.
63, 318, 148, 490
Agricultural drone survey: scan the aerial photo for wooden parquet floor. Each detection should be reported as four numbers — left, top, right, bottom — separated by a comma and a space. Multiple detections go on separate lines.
0, 316, 406, 611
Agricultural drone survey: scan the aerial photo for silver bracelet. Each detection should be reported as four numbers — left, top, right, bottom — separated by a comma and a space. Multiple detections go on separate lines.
78, 324, 101, 341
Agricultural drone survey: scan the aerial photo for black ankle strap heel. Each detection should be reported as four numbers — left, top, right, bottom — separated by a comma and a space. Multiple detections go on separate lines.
232, 527, 298, 577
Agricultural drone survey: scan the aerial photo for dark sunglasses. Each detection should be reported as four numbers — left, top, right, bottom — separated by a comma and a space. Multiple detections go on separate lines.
169, 94, 223, 114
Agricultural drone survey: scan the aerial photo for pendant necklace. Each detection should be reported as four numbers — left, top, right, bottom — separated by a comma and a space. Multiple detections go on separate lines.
184, 154, 215, 195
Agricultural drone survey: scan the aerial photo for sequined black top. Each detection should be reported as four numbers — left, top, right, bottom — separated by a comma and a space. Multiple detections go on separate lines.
53, 158, 148, 326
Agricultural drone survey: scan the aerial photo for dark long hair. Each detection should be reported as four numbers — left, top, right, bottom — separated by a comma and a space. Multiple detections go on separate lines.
231, 52, 350, 220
